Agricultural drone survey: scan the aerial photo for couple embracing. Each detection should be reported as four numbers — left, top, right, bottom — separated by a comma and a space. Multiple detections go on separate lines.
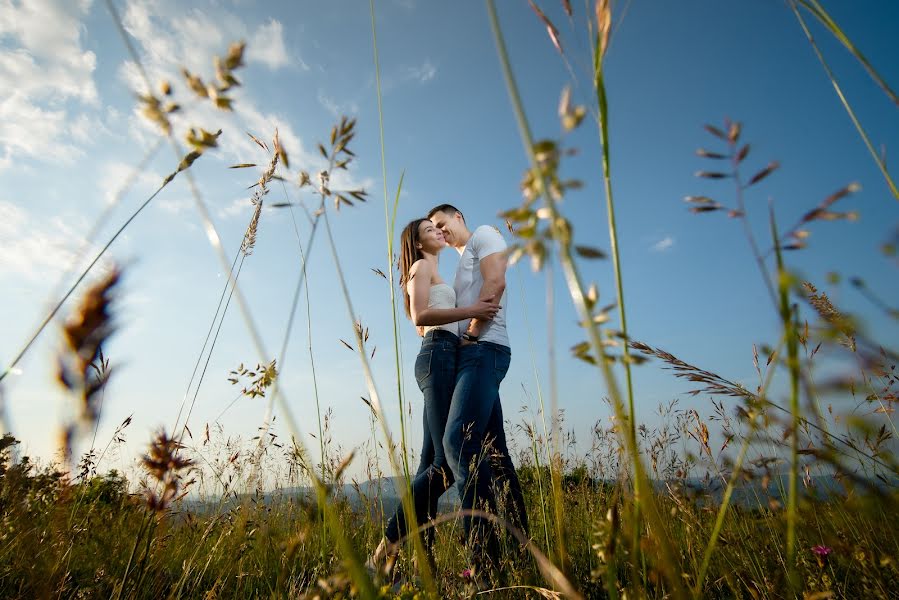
370, 204, 529, 579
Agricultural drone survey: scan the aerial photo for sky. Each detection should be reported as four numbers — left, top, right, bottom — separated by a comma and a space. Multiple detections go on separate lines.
0, 0, 897, 485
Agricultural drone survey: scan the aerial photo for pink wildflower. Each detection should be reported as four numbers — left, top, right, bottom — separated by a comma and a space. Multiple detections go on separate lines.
811, 545, 832, 557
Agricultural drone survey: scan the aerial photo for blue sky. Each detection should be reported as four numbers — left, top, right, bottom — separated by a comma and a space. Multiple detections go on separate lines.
1, 0, 897, 482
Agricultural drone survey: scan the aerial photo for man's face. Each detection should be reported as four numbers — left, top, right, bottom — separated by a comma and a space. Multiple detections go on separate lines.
429, 210, 463, 247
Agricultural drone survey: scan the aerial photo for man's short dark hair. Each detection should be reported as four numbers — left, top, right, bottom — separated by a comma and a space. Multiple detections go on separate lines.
427, 203, 464, 222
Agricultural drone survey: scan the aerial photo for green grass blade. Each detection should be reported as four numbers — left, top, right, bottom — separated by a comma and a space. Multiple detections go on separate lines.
797, 0, 899, 106
369, 2, 437, 591
486, 2, 688, 597
594, 35, 641, 586
770, 205, 801, 593
789, 0, 898, 200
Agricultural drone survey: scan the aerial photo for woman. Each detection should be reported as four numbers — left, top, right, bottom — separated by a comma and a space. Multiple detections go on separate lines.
368, 218, 499, 575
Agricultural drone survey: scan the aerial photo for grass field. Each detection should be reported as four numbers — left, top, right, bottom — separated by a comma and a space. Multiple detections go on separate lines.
1, 1, 897, 598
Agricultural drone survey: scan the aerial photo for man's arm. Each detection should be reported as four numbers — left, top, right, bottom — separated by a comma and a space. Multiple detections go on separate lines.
466, 251, 507, 337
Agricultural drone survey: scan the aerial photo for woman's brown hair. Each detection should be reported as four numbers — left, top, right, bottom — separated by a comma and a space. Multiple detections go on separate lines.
398, 218, 429, 319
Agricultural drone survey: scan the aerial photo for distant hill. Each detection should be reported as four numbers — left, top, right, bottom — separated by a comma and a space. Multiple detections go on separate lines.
181, 473, 894, 516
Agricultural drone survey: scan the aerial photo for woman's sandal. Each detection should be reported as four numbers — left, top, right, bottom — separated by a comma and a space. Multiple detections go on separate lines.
365, 538, 400, 581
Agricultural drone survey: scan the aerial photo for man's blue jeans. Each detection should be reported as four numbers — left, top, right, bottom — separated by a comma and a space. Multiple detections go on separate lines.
443, 341, 528, 565
385, 329, 456, 546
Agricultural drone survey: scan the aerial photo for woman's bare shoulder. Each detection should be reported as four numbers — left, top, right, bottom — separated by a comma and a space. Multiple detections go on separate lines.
409, 259, 432, 277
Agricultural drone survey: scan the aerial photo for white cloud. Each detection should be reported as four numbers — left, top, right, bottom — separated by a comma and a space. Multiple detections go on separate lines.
406, 59, 436, 83
102, 160, 164, 206
247, 19, 293, 70
0, 93, 82, 168
378, 59, 437, 92
0, 46, 96, 104
122, 3, 295, 83
330, 172, 375, 195
0, 0, 98, 167
316, 90, 358, 118
69, 112, 116, 146
0, 200, 95, 282
217, 197, 251, 219
157, 196, 193, 214
651, 236, 675, 252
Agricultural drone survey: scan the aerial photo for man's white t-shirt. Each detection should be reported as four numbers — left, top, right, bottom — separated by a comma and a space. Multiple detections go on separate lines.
453, 225, 509, 347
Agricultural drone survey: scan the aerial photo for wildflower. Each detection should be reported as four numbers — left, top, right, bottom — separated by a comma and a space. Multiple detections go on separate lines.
460, 568, 472, 579
812, 545, 833, 568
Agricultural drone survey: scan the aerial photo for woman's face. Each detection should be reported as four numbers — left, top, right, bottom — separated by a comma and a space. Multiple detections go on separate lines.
417, 220, 446, 254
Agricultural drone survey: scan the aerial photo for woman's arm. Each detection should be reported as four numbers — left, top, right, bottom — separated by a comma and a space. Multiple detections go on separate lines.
408, 261, 498, 326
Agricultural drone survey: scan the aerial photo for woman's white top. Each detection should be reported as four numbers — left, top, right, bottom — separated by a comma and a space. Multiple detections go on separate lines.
423, 282, 459, 336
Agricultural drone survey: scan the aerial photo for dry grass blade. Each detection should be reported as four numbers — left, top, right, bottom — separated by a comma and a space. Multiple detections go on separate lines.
696, 148, 728, 159
529, 0, 563, 54
595, 0, 611, 59
746, 161, 779, 186
241, 200, 262, 256
704, 124, 728, 139
629, 341, 754, 400
696, 170, 730, 179
801, 282, 857, 351
57, 266, 121, 465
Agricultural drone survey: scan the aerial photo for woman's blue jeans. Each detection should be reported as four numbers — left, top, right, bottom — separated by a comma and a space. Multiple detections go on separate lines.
384, 329, 457, 545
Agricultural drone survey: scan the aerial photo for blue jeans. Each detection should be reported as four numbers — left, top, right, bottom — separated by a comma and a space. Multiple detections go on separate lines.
443, 341, 528, 566
385, 329, 457, 545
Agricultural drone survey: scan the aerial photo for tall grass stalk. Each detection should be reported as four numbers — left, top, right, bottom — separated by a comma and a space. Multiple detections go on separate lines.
257, 189, 325, 478
771, 208, 802, 591
112, 511, 154, 600
272, 187, 328, 480
172, 235, 244, 436
298, 235, 327, 482
515, 262, 554, 552
271, 192, 329, 545
367, 1, 438, 590
369, 0, 412, 487
788, 0, 898, 200
546, 261, 569, 570
486, 2, 687, 597
175, 181, 272, 441
796, 0, 899, 106
693, 334, 786, 597
106, 0, 306, 513
590, 0, 642, 576
103, 3, 384, 594
105, 0, 272, 400
321, 207, 436, 595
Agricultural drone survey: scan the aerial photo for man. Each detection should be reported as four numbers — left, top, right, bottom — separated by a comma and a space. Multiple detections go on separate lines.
427, 203, 528, 573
